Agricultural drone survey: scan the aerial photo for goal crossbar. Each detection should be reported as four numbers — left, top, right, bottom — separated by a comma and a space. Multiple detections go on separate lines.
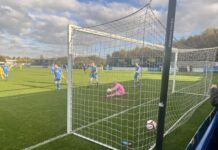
70, 24, 169, 52
70, 24, 218, 53
68, 23, 218, 150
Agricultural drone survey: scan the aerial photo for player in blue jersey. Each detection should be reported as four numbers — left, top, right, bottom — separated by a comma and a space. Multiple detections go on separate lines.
82, 64, 87, 73
63, 64, 68, 72
2, 63, 9, 80
54, 65, 65, 91
134, 63, 141, 87
89, 62, 98, 86
50, 64, 55, 74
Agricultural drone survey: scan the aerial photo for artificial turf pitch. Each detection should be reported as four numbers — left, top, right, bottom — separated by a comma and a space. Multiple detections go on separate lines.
0, 67, 214, 150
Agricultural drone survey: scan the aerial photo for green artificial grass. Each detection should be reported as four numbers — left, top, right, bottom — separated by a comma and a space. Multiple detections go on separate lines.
0, 67, 214, 150
163, 102, 213, 150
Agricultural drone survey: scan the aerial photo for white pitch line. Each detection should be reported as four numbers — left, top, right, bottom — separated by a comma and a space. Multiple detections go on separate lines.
23, 80, 209, 150
73, 132, 118, 150
164, 97, 209, 136
73, 81, 208, 133
176, 91, 208, 97
173, 81, 203, 93
23, 133, 69, 150
148, 97, 209, 150
73, 96, 160, 132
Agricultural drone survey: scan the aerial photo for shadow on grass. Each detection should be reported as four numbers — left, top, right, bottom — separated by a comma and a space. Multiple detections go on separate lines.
0, 83, 113, 150
17, 83, 54, 89
163, 102, 213, 150
0, 78, 205, 150
27, 80, 67, 85
0, 90, 67, 150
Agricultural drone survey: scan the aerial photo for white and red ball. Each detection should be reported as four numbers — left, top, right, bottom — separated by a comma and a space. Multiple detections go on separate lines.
146, 120, 157, 130
107, 88, 112, 93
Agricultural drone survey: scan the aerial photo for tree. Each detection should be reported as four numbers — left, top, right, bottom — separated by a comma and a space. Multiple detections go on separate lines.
174, 28, 218, 49
0, 56, 6, 62
174, 28, 218, 60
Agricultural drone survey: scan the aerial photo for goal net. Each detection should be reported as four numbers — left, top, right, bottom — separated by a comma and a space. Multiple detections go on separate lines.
68, 5, 218, 150
165, 48, 217, 135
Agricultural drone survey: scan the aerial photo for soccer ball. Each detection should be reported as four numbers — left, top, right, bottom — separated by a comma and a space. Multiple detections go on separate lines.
146, 120, 157, 130
107, 88, 112, 93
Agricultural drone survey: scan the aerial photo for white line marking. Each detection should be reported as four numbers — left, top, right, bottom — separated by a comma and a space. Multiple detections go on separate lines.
23, 133, 69, 150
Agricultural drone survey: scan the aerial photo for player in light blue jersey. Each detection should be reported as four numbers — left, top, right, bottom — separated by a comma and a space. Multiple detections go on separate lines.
82, 64, 87, 73
2, 64, 9, 80
50, 64, 55, 74
134, 63, 141, 87
89, 62, 98, 86
54, 65, 65, 91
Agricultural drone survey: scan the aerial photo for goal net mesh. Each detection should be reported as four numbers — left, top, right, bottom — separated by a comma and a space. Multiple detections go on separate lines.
69, 5, 218, 150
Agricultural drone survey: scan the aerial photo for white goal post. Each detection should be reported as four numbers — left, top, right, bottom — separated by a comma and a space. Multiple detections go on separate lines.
67, 22, 218, 150
22, 4, 218, 150
67, 23, 168, 134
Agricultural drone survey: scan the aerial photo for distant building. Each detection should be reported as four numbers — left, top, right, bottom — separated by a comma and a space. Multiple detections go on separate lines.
6, 59, 17, 65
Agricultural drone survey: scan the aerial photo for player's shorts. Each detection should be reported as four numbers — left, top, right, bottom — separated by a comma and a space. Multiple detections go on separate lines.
134, 72, 139, 80
90, 73, 97, 79
54, 79, 61, 84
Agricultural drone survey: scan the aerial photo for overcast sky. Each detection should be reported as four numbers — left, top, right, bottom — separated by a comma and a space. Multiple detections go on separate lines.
0, 0, 218, 57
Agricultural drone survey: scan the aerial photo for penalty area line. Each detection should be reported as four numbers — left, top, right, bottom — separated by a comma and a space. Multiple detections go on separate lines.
23, 133, 70, 150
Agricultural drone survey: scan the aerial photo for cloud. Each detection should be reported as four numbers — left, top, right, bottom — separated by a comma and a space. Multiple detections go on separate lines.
0, 0, 139, 57
174, 0, 218, 35
0, 5, 32, 35
0, 0, 140, 57
0, 0, 218, 57
77, 2, 138, 26
137, 0, 218, 39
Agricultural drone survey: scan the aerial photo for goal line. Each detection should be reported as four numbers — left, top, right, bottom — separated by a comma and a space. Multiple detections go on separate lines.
23, 82, 208, 150
23, 133, 69, 150
72, 81, 208, 134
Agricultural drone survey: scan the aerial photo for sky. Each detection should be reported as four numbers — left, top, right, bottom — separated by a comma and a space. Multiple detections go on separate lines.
0, 0, 218, 57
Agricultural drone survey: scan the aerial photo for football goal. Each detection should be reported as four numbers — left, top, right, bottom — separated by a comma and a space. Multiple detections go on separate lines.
23, 2, 218, 150
67, 4, 218, 150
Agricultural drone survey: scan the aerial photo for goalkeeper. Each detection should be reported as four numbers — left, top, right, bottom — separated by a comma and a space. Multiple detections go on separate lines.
107, 82, 125, 98
54, 65, 65, 91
